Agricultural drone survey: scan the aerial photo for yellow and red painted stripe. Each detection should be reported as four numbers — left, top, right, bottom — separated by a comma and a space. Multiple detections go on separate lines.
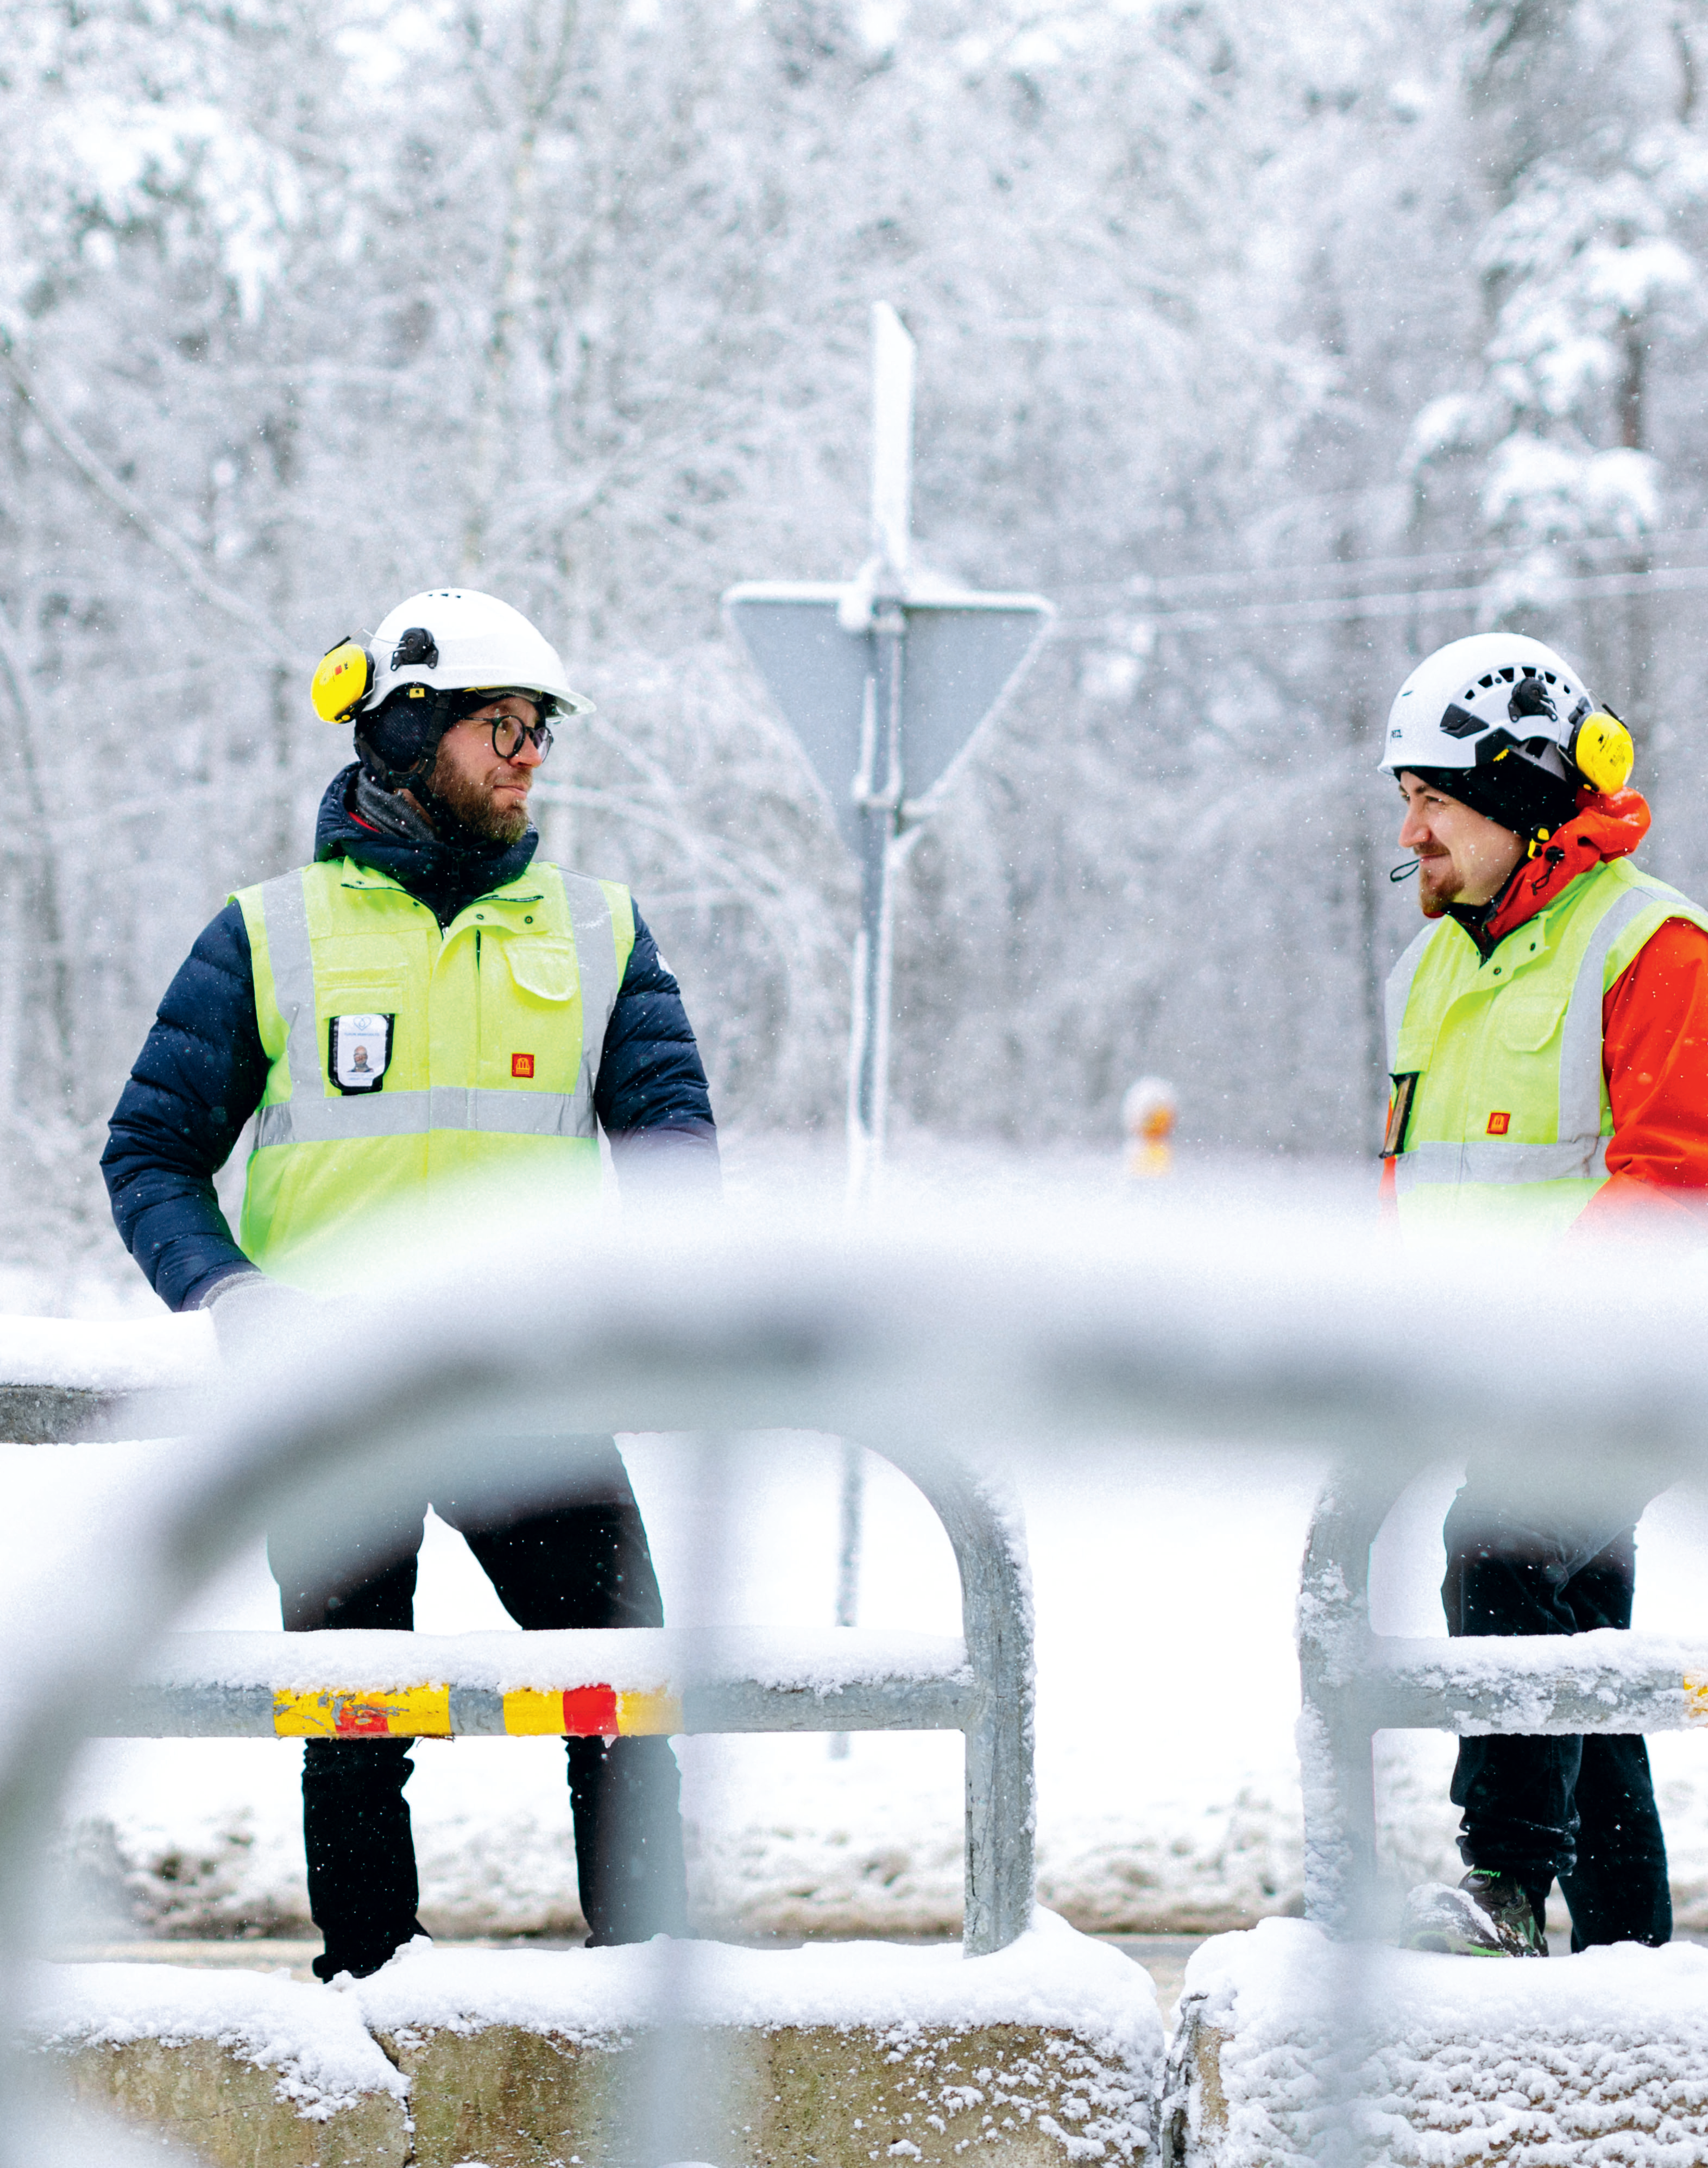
271, 1682, 682, 1738
501, 1685, 681, 1736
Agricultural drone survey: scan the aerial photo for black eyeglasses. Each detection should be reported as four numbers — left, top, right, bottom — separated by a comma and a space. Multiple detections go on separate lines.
474, 713, 554, 761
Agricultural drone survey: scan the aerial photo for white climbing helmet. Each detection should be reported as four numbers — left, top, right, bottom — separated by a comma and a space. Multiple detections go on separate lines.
311, 589, 594, 724
1379, 633, 1634, 837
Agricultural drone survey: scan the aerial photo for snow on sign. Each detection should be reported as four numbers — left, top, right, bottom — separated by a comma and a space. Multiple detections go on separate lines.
722, 304, 1053, 1214
721, 581, 1051, 856
724, 303, 1050, 851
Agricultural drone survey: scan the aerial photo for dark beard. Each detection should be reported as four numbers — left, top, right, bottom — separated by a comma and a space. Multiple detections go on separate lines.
424, 749, 531, 845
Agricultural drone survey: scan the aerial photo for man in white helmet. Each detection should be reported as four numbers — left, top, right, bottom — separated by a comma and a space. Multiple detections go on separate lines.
103, 590, 716, 1978
1380, 632, 1708, 1959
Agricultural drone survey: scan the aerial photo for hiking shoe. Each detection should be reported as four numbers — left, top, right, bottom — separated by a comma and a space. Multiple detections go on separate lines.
1400, 1869, 1547, 1957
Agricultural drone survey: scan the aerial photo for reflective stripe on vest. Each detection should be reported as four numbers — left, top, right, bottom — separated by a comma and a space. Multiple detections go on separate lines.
250, 866, 622, 1149
1384, 923, 1434, 1076
1391, 1136, 1609, 1191
233, 856, 635, 1288
1385, 859, 1708, 1231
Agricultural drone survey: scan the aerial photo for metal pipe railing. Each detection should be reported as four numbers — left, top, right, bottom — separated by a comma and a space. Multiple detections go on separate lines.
3, 1330, 1035, 1959
7, 1205, 1708, 2164
110, 1625, 975, 1737
85, 1434, 1035, 1958
1296, 1454, 1708, 1932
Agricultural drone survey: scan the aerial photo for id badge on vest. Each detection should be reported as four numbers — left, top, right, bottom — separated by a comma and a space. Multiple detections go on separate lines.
329, 1013, 393, 1094
1383, 1072, 1419, 1157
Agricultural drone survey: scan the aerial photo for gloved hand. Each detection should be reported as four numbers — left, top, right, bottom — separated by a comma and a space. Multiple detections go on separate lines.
198, 1270, 320, 1362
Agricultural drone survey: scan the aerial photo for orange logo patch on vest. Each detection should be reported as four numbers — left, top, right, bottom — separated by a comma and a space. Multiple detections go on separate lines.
512, 1052, 535, 1079
1486, 1110, 1511, 1136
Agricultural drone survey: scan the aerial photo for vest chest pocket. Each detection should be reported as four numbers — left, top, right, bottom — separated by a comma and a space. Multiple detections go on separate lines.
504, 938, 579, 1005
1491, 976, 1570, 1055
493, 936, 580, 1091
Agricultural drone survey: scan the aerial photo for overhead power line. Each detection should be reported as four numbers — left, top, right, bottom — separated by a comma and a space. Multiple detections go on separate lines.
1057, 557, 1708, 641
1122, 527, 1708, 604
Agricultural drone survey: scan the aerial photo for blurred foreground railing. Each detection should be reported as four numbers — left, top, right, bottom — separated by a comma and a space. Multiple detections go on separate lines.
0, 1332, 1032, 1959
1297, 1458, 1708, 1932
7, 1207, 1708, 2164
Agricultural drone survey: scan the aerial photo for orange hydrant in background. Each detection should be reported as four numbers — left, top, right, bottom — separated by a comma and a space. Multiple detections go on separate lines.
1123, 1076, 1177, 1178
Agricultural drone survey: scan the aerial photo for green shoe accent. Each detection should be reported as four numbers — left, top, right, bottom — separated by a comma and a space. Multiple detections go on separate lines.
1400, 1870, 1547, 1957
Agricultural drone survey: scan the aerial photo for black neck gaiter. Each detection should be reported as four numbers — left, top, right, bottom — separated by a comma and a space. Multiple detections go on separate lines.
314, 762, 539, 929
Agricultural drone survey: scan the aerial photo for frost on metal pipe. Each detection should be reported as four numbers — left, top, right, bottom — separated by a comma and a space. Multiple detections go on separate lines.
1296, 1439, 1708, 1937
105, 1624, 974, 1738
5, 1200, 1708, 2161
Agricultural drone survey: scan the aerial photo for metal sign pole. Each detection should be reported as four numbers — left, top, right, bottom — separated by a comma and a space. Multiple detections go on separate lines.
848, 599, 904, 1204
846, 307, 917, 1206
830, 1434, 865, 1757
721, 308, 1048, 1721
839, 305, 918, 1672
720, 296, 1051, 1212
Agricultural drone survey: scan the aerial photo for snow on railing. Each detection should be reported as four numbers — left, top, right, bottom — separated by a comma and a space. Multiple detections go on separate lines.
6, 1200, 1708, 2165
0, 1309, 209, 1441
1296, 1455, 1708, 1934
0, 1290, 1033, 1965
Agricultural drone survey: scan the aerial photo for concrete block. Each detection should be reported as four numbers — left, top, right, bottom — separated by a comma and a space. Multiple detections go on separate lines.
359, 1921, 1160, 2163
45, 2036, 409, 2165
756, 2019, 1151, 2167
25, 1958, 412, 2168
1160, 1918, 1708, 2167
28, 1917, 1162, 2166
373, 2022, 646, 2168
378, 2016, 1154, 2165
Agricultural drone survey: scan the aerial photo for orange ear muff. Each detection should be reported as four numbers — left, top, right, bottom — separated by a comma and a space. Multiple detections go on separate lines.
311, 639, 375, 723
1570, 710, 1635, 795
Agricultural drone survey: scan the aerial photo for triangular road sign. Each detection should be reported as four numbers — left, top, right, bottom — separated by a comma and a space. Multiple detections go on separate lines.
723, 582, 1052, 855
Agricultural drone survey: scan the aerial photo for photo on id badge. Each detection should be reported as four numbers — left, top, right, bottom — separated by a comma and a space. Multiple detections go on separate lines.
329, 1013, 393, 1094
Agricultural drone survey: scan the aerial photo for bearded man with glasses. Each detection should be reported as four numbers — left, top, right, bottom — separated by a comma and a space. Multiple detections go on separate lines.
102, 589, 717, 1981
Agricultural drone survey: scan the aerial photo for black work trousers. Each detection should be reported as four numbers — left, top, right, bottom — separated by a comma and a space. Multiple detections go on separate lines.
1442, 1491, 1669, 1950
268, 1436, 688, 1982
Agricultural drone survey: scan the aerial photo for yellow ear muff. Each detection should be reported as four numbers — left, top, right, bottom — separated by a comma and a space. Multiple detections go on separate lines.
311, 639, 375, 723
1570, 710, 1635, 795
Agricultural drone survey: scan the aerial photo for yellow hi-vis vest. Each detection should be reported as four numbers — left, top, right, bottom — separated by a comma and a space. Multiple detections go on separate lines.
232, 857, 635, 1290
1385, 856, 1708, 1237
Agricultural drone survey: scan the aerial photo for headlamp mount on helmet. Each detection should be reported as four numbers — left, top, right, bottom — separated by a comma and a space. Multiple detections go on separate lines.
390, 626, 439, 672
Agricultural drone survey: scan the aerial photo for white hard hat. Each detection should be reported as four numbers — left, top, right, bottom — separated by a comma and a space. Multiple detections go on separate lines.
1379, 632, 1632, 838
311, 589, 593, 724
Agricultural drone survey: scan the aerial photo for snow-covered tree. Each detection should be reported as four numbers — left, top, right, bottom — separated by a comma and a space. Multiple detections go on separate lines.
6, 0, 1708, 1286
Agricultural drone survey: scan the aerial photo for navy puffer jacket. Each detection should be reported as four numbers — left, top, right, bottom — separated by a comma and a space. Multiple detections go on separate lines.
102, 765, 718, 1310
